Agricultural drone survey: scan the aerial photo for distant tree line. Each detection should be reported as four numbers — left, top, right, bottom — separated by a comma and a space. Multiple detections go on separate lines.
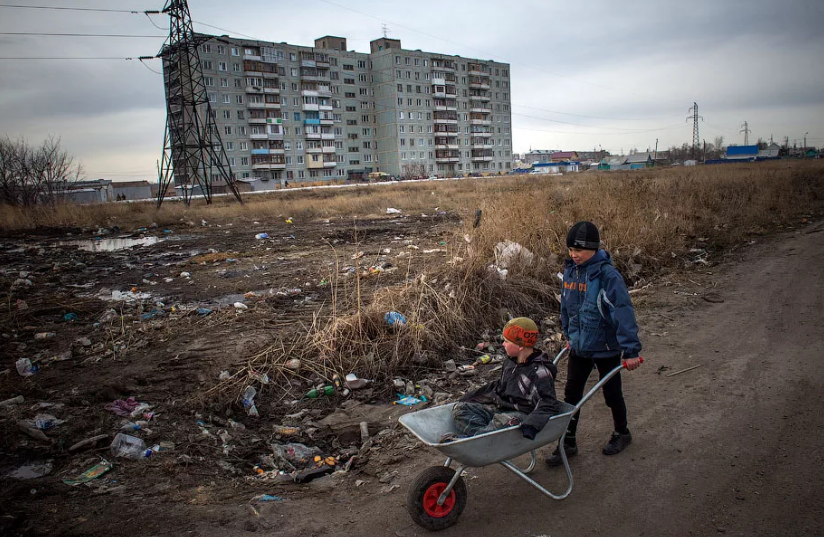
0, 136, 83, 206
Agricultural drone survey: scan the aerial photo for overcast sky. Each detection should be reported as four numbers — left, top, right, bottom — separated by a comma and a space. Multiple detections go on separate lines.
1, 0, 822, 182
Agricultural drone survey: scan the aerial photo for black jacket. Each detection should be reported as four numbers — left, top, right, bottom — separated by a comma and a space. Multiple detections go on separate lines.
460, 350, 563, 433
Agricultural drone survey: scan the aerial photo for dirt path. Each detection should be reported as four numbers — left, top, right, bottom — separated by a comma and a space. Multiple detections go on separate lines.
259, 223, 824, 537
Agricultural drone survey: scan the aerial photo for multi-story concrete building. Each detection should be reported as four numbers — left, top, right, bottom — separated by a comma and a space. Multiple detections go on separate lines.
186, 35, 512, 187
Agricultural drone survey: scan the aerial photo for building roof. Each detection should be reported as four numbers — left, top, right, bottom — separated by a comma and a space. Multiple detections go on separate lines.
624, 152, 653, 164
550, 151, 578, 160
726, 145, 759, 156
113, 180, 151, 188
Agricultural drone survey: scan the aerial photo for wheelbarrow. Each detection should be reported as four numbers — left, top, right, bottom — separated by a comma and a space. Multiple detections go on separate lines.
398, 347, 641, 530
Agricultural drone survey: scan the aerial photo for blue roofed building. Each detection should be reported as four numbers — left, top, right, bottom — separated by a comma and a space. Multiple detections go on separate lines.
725, 145, 759, 161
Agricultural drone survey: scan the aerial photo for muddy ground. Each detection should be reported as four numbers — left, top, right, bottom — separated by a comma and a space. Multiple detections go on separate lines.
1, 213, 822, 536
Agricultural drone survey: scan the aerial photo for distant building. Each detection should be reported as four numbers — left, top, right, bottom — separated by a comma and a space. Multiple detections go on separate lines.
548, 151, 579, 162
113, 180, 152, 200
624, 152, 654, 169
522, 150, 558, 165
758, 143, 780, 158
532, 161, 579, 174
61, 179, 114, 204
725, 145, 759, 161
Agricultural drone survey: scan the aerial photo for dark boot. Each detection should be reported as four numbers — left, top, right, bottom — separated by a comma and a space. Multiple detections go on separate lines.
602, 431, 632, 455
545, 439, 578, 467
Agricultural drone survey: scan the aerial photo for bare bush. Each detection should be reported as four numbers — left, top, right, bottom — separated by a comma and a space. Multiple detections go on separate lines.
0, 136, 83, 206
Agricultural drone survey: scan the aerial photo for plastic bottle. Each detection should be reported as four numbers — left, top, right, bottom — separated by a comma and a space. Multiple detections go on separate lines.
242, 386, 259, 417
119, 420, 149, 432
473, 354, 492, 366
273, 425, 301, 436
304, 385, 335, 399
110, 433, 151, 460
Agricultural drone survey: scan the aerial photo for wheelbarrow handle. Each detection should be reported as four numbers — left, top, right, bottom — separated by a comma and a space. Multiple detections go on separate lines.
573, 357, 644, 413
553, 343, 570, 365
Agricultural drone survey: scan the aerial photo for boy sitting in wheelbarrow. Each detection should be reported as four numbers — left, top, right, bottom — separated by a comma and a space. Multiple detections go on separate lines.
441, 317, 562, 443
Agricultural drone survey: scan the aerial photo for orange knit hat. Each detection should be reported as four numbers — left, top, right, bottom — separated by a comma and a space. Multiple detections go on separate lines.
502, 317, 539, 348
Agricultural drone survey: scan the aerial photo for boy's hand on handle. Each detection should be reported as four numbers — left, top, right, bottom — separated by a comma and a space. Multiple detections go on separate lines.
623, 357, 643, 371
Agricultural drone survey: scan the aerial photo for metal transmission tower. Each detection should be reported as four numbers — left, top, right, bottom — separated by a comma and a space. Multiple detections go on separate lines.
686, 102, 703, 160
156, 0, 242, 207
740, 121, 751, 145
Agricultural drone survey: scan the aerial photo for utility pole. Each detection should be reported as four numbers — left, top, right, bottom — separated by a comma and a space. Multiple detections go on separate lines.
804, 132, 808, 157
740, 121, 751, 145
156, 0, 242, 207
686, 102, 703, 160
702, 140, 706, 163
653, 138, 658, 167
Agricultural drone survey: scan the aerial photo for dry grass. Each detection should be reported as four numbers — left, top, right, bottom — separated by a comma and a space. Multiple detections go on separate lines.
5, 162, 823, 400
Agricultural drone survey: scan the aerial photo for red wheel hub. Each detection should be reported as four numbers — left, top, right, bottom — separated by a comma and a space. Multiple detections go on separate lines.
422, 483, 456, 518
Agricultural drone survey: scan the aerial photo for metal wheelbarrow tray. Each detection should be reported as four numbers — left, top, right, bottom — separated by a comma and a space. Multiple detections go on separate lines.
399, 348, 638, 531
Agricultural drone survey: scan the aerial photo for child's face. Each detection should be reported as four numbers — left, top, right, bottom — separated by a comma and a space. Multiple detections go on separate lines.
568, 247, 596, 265
503, 339, 521, 357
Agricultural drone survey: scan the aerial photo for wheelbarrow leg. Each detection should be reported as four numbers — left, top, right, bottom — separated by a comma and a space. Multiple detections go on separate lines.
437, 464, 466, 506
499, 438, 574, 500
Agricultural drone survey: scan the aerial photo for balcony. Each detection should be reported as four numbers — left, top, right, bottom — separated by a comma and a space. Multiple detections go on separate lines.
305, 132, 321, 139
250, 133, 268, 140
264, 102, 281, 109
469, 93, 491, 102
248, 102, 266, 109
321, 133, 335, 140
307, 159, 324, 169
470, 118, 492, 125
250, 148, 269, 155
320, 118, 334, 126
471, 106, 492, 113
323, 160, 337, 167
306, 146, 323, 154
301, 89, 319, 97
263, 86, 280, 93
471, 155, 494, 161
471, 131, 492, 137
321, 145, 336, 153
301, 59, 316, 68
245, 86, 263, 94
432, 77, 445, 86
435, 104, 457, 111
268, 148, 285, 155
318, 104, 333, 111
435, 156, 460, 163
248, 118, 267, 125
243, 54, 262, 61
434, 118, 458, 125
302, 103, 320, 111
304, 118, 321, 125
252, 162, 286, 170
268, 132, 284, 140
435, 143, 459, 150
262, 72, 279, 79
469, 81, 491, 90
316, 60, 330, 69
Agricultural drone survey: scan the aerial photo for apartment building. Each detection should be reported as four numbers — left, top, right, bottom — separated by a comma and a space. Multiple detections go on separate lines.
186, 35, 512, 186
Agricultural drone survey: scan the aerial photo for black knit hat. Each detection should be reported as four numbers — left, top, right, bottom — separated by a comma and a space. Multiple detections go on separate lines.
566, 221, 601, 250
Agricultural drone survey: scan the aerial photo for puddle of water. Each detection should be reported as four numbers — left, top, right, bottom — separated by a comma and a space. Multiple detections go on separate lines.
60, 236, 162, 252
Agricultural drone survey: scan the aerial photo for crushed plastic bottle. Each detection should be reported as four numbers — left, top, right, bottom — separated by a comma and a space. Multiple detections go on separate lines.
119, 420, 149, 432
242, 386, 259, 417
110, 433, 151, 460
16, 358, 38, 377
303, 385, 335, 399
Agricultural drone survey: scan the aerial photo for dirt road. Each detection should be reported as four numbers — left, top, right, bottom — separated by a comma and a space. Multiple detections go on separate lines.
257, 223, 824, 537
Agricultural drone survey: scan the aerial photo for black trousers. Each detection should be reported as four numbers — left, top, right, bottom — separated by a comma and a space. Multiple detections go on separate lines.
564, 353, 628, 439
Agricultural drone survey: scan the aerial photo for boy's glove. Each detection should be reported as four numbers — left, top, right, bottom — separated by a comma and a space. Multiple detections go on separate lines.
520, 424, 538, 440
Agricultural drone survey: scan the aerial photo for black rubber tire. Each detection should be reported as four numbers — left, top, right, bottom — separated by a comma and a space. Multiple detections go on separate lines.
406, 465, 468, 531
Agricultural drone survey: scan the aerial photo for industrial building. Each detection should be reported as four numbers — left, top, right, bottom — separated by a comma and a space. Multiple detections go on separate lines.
180, 35, 512, 188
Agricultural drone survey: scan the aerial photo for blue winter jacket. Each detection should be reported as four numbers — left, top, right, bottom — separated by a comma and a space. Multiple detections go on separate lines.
561, 249, 641, 359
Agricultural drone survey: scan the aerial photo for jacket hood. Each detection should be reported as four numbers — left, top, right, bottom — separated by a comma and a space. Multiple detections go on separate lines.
526, 350, 558, 378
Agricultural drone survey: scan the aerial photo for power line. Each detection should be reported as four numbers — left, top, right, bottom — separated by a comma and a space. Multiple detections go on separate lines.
0, 3, 140, 13
512, 103, 684, 122
0, 56, 152, 60
0, 32, 165, 38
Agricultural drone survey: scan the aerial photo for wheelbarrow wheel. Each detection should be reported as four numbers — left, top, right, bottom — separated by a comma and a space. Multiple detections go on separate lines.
407, 465, 467, 531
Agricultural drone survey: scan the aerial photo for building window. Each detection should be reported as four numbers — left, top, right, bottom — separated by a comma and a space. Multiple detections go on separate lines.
240, 142, 248, 150
241, 157, 248, 165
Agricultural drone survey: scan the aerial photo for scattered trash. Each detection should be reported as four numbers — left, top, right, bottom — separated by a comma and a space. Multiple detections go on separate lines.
386, 208, 402, 214
180, 271, 191, 278
285, 358, 300, 371
8, 460, 53, 480
443, 359, 457, 372
384, 311, 407, 326
242, 386, 259, 417
16, 358, 38, 377
285, 218, 293, 224
110, 433, 151, 459
304, 386, 335, 399
17, 421, 52, 443
119, 420, 149, 432
252, 494, 284, 502
474, 354, 493, 366
494, 240, 535, 268
29, 413, 65, 430
394, 394, 426, 406
34, 332, 56, 340
344, 373, 371, 390
163, 229, 172, 234
219, 370, 231, 380
63, 313, 78, 323
250, 371, 269, 384
233, 302, 248, 310
75, 337, 92, 347
273, 425, 301, 436
255, 233, 269, 240
272, 443, 320, 467
63, 460, 113, 486
0, 395, 25, 407
197, 307, 212, 316
16, 299, 28, 310
665, 364, 703, 377
105, 397, 143, 417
